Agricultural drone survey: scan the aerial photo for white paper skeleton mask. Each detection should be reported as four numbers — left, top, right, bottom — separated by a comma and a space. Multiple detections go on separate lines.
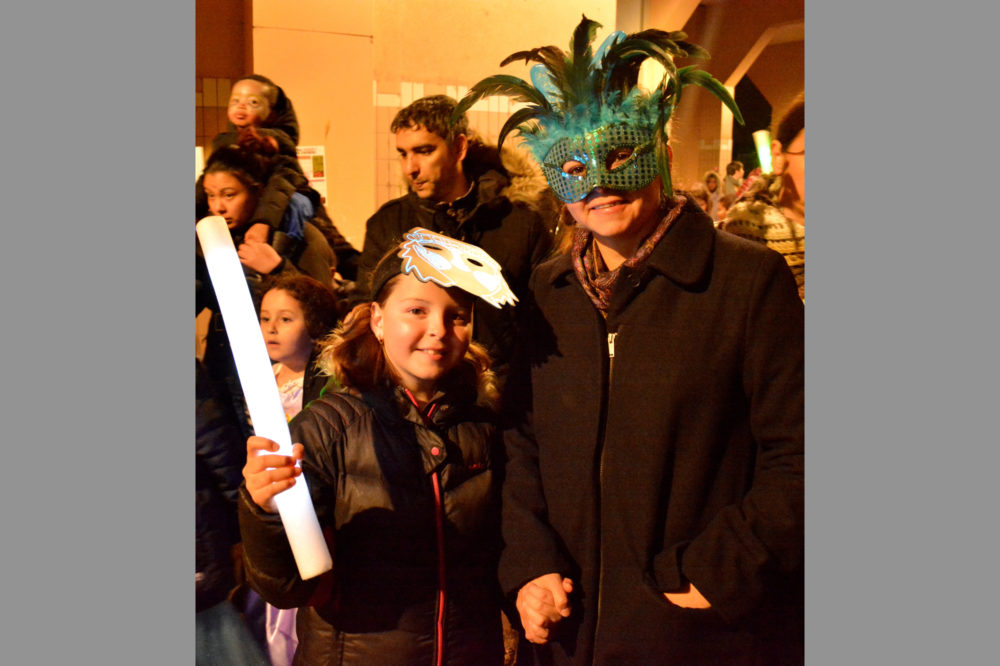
396, 228, 517, 309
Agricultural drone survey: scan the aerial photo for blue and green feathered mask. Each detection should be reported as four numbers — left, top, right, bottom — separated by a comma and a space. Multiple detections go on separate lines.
453, 15, 744, 202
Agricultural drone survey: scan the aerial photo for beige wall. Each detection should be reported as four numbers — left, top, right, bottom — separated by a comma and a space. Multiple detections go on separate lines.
251, 0, 375, 251
249, 0, 615, 248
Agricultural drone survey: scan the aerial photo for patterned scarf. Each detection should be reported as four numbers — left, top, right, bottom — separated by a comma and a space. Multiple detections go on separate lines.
572, 195, 686, 315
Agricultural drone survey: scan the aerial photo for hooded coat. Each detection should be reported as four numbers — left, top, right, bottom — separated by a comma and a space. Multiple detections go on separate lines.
502, 198, 804, 665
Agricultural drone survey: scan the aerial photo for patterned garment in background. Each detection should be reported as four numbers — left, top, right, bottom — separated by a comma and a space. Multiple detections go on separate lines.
721, 200, 805, 301
273, 363, 305, 421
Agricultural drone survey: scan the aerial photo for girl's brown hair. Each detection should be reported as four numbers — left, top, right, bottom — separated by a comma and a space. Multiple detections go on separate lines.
316, 275, 500, 411
261, 275, 341, 341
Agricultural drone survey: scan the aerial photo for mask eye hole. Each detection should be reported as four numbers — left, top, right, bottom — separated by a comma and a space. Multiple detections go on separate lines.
423, 243, 444, 253
467, 258, 484, 268
561, 160, 587, 178
606, 146, 636, 170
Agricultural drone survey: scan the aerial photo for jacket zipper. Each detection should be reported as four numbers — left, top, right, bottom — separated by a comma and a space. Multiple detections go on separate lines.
431, 469, 447, 666
425, 399, 447, 666
404, 390, 447, 666
594, 329, 617, 663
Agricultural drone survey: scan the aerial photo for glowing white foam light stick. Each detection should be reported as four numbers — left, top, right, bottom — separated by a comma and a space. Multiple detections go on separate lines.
753, 129, 773, 175
196, 216, 333, 580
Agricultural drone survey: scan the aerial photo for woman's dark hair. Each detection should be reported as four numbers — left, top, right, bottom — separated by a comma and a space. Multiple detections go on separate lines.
261, 275, 340, 341
773, 93, 805, 150
202, 129, 278, 191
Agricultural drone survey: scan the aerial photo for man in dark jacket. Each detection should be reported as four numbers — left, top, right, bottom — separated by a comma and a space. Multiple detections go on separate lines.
352, 95, 553, 376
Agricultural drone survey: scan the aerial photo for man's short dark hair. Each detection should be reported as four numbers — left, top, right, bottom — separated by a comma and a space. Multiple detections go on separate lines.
726, 161, 744, 176
390, 95, 469, 145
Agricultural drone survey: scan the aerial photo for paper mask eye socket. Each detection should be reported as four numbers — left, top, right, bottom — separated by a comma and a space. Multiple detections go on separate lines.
417, 243, 452, 271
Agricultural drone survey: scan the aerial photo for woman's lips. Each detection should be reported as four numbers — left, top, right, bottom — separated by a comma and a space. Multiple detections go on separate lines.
588, 198, 625, 211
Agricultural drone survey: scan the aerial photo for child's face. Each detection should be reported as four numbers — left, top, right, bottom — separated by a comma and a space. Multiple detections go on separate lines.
227, 79, 272, 128
260, 289, 314, 369
204, 171, 257, 230
370, 273, 474, 403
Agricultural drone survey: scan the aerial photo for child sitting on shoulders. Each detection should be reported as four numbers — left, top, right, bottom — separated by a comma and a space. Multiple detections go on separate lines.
199, 74, 360, 278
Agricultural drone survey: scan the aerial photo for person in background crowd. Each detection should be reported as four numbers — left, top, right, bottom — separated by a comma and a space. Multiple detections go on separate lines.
256, 274, 341, 666
197, 135, 337, 443
196, 359, 269, 666
720, 93, 805, 300
702, 169, 723, 220
722, 159, 744, 198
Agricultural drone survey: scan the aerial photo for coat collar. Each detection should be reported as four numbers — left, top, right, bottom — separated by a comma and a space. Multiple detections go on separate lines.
546, 197, 716, 289
409, 168, 511, 227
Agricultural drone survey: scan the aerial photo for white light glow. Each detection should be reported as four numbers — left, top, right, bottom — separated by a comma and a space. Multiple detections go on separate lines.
638, 58, 667, 94
196, 216, 333, 580
753, 129, 773, 174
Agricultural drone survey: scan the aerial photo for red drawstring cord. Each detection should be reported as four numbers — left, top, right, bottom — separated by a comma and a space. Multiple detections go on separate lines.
404, 388, 446, 666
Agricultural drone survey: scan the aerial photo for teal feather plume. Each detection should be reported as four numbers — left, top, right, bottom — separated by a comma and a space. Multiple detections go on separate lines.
451, 74, 552, 123
452, 13, 744, 190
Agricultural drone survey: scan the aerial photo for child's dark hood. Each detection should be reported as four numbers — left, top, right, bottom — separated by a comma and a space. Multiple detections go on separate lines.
262, 84, 299, 145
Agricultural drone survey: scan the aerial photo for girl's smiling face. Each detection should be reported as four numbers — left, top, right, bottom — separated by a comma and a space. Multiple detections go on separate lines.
369, 272, 473, 403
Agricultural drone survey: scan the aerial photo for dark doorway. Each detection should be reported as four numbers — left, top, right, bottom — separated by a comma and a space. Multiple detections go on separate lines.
733, 76, 772, 171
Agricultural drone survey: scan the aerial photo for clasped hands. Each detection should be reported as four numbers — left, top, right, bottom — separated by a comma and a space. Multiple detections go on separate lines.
516, 573, 710, 645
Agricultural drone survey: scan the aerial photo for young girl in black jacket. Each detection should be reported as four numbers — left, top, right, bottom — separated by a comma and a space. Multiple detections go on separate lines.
239, 229, 518, 665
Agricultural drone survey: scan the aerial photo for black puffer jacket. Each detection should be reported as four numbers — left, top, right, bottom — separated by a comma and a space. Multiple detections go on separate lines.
238, 383, 505, 665
195, 359, 245, 612
352, 151, 552, 374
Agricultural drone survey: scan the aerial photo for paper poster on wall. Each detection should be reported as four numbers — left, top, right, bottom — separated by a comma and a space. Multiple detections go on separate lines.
196, 146, 204, 180
297, 146, 328, 204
